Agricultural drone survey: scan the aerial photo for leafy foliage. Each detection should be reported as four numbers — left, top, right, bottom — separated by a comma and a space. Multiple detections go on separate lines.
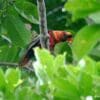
65, 0, 100, 21
0, 0, 100, 99
0, 0, 38, 62
0, 48, 100, 99
64, 0, 100, 61
0, 0, 86, 62
72, 24, 100, 60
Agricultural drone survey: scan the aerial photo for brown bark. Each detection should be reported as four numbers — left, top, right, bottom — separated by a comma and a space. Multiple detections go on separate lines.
37, 0, 50, 50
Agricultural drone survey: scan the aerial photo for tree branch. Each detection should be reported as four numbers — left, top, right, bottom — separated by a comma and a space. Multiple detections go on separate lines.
0, 61, 34, 72
0, 62, 19, 67
37, 0, 49, 50
47, 6, 63, 16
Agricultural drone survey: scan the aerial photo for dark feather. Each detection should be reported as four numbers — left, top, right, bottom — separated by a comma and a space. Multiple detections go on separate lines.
19, 36, 40, 66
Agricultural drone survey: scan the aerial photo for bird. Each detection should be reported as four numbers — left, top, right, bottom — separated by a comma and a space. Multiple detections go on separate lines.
19, 30, 73, 66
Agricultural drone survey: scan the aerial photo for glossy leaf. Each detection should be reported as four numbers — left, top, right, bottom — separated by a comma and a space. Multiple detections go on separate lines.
53, 77, 80, 100
78, 72, 93, 96
15, 1, 39, 24
3, 15, 31, 47
0, 46, 20, 62
80, 57, 96, 75
0, 26, 11, 46
89, 12, 100, 24
5, 68, 20, 90
72, 24, 100, 60
89, 42, 100, 61
65, 0, 100, 20
34, 48, 54, 79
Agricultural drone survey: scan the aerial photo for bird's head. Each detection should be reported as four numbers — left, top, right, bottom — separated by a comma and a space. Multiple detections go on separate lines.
48, 30, 73, 49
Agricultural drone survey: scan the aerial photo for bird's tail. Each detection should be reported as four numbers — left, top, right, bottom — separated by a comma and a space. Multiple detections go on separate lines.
19, 36, 40, 66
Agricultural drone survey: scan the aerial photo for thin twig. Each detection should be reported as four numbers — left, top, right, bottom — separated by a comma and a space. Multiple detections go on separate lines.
0, 61, 34, 72
37, 0, 49, 50
24, 66, 34, 72
0, 62, 19, 67
47, 6, 63, 16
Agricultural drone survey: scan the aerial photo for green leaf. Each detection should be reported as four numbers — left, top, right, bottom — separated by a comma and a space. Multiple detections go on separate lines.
53, 77, 80, 100
15, 1, 39, 24
54, 42, 73, 63
5, 68, 20, 90
3, 15, 31, 47
72, 24, 100, 60
0, 69, 6, 89
34, 61, 49, 84
96, 62, 100, 76
65, 0, 100, 20
0, 26, 11, 46
0, 36, 11, 46
89, 42, 100, 61
93, 76, 100, 98
53, 54, 67, 77
0, 46, 20, 62
34, 48, 54, 79
80, 57, 96, 75
89, 12, 100, 24
15, 87, 42, 100
78, 72, 93, 96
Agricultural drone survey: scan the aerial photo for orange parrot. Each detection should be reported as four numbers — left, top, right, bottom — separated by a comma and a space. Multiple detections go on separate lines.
19, 30, 72, 66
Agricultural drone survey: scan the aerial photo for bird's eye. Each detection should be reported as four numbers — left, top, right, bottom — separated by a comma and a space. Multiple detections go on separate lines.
61, 34, 72, 42
61, 34, 68, 41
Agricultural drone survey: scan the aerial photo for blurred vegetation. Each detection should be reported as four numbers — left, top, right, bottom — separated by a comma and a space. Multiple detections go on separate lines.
0, 48, 100, 99
0, 0, 100, 99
